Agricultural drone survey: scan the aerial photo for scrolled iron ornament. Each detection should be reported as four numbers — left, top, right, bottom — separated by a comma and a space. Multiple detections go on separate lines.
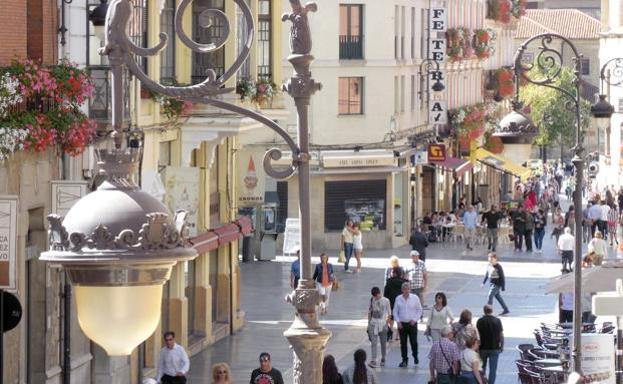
601, 57, 623, 88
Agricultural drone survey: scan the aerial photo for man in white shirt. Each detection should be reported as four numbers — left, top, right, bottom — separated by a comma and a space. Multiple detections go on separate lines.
588, 202, 602, 236
599, 201, 611, 238
463, 205, 479, 251
557, 227, 575, 272
157, 332, 190, 384
393, 282, 423, 367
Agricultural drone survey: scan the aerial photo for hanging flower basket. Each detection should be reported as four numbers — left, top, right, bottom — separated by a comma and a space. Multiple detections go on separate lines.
484, 133, 505, 154
236, 78, 279, 108
447, 28, 465, 61
473, 29, 496, 59
450, 104, 488, 152
0, 59, 96, 160
487, 0, 526, 24
496, 68, 515, 99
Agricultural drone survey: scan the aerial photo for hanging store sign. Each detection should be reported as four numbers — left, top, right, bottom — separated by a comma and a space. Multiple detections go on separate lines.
283, 218, 301, 255
429, 7, 447, 62
238, 153, 266, 205
0, 196, 17, 291
428, 144, 447, 162
429, 100, 448, 124
573, 333, 615, 384
413, 151, 428, 165
163, 167, 200, 237
51, 181, 89, 217
323, 154, 396, 168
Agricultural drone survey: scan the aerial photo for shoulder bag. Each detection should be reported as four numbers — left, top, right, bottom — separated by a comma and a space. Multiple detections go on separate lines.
438, 341, 456, 380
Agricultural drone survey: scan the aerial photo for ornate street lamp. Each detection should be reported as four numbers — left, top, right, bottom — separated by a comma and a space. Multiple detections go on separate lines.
44, 0, 330, 380
419, 58, 445, 94
89, 0, 109, 40
494, 99, 539, 165
504, 33, 585, 373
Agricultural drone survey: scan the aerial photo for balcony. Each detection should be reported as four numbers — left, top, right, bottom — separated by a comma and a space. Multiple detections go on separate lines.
88, 65, 131, 124
339, 35, 364, 60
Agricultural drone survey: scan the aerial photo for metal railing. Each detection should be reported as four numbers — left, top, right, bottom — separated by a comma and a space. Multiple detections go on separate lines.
339, 35, 364, 60
88, 65, 131, 122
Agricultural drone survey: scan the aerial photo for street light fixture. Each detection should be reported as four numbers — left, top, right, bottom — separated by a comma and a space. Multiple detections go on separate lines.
420, 58, 445, 94
504, 33, 585, 373
89, 0, 109, 41
44, 0, 330, 380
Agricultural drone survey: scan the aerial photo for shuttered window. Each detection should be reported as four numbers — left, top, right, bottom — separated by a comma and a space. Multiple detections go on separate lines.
324, 180, 387, 231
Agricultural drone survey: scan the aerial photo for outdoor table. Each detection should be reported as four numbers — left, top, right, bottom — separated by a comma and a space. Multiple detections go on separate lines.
541, 366, 566, 373
532, 349, 562, 359
534, 358, 563, 367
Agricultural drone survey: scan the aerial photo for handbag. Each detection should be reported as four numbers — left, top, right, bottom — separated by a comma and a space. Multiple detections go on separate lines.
332, 278, 339, 291
338, 250, 346, 263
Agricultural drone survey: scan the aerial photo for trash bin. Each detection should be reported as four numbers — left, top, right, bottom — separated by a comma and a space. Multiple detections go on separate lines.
242, 235, 252, 262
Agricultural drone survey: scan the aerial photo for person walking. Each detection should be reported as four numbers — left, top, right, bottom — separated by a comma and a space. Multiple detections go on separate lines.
451, 309, 480, 351
588, 231, 608, 266
290, 250, 300, 289
476, 305, 504, 384
313, 253, 335, 314
211, 363, 232, 384
352, 223, 364, 273
393, 282, 423, 367
552, 207, 565, 246
523, 208, 534, 252
559, 289, 574, 323
384, 255, 404, 282
367, 287, 391, 367
511, 207, 526, 251
426, 292, 454, 342
341, 219, 355, 272
588, 200, 602, 236
558, 227, 575, 272
384, 266, 407, 342
322, 355, 344, 384
482, 205, 503, 252
482, 253, 509, 316
157, 332, 190, 384
533, 209, 546, 253
459, 338, 485, 384
463, 205, 478, 251
600, 200, 611, 238
406, 250, 428, 306
608, 204, 619, 246
428, 326, 460, 384
409, 225, 429, 261
342, 349, 378, 384
250, 352, 284, 384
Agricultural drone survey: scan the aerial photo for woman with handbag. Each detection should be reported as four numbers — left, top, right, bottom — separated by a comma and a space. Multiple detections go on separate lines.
367, 287, 391, 368
427, 292, 454, 342
313, 253, 335, 314
458, 337, 485, 384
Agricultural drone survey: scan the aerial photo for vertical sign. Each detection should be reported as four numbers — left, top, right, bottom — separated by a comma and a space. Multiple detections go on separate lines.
163, 167, 200, 237
51, 181, 89, 217
429, 8, 447, 62
0, 196, 17, 291
429, 100, 448, 124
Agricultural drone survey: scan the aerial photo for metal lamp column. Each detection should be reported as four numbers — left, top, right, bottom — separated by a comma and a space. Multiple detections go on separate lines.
510, 33, 585, 373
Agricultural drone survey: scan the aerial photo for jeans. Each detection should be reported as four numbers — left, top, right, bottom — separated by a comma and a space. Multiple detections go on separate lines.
399, 321, 419, 362
369, 327, 387, 361
513, 229, 523, 250
534, 228, 545, 250
458, 371, 478, 384
487, 284, 509, 313
561, 250, 573, 270
486, 228, 498, 251
524, 229, 533, 251
344, 242, 353, 270
465, 227, 476, 248
479, 349, 501, 384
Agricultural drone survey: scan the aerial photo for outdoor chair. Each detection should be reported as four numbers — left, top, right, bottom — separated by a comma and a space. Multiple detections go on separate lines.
517, 344, 536, 361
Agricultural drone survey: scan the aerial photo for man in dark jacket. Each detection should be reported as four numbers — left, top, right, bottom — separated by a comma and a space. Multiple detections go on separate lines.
511, 207, 526, 251
481, 253, 509, 316
409, 226, 429, 261
481, 205, 503, 251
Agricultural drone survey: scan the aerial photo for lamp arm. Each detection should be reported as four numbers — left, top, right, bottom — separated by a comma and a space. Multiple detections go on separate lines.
600, 57, 623, 88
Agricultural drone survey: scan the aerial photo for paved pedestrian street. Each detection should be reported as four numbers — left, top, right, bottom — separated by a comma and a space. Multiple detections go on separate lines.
188, 221, 601, 384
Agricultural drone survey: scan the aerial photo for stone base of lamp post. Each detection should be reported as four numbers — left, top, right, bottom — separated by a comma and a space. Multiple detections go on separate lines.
284, 279, 332, 384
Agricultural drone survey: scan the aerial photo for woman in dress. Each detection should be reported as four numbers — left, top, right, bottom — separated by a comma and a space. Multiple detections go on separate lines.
323, 355, 344, 384
313, 252, 335, 314
451, 309, 479, 351
211, 362, 233, 384
342, 349, 378, 384
458, 337, 484, 384
426, 292, 454, 342
608, 202, 619, 246
353, 223, 363, 273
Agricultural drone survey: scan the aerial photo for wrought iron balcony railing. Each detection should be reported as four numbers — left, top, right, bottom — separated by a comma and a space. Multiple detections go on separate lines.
88, 65, 131, 123
339, 35, 364, 60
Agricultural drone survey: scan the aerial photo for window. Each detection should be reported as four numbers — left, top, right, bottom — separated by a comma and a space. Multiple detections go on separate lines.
394, 6, 399, 59
338, 77, 364, 115
394, 76, 399, 114
324, 180, 387, 231
411, 75, 416, 111
400, 75, 405, 113
401, 6, 406, 60
420, 8, 428, 59
160, 0, 176, 82
192, 0, 226, 84
257, 0, 272, 80
580, 58, 590, 76
339, 4, 363, 60
411, 7, 416, 59
129, 0, 148, 72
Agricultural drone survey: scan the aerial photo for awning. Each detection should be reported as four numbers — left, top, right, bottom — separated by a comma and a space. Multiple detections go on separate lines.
236, 216, 254, 236
214, 223, 242, 246
190, 217, 250, 253
473, 148, 531, 181
545, 262, 623, 294
430, 157, 474, 178
190, 231, 219, 254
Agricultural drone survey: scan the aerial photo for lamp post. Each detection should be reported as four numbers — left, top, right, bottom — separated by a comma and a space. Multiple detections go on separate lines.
44, 0, 330, 382
419, 58, 445, 114
504, 33, 585, 373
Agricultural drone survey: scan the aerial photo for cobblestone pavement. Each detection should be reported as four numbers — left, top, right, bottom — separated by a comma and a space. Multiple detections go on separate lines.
188, 197, 612, 384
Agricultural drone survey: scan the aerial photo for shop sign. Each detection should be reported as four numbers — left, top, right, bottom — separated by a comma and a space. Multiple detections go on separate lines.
238, 153, 266, 205
0, 196, 17, 291
162, 167, 200, 237
429, 100, 447, 124
413, 151, 428, 165
283, 218, 300, 255
51, 181, 89, 217
572, 333, 615, 384
323, 155, 396, 168
429, 8, 447, 62
428, 144, 447, 162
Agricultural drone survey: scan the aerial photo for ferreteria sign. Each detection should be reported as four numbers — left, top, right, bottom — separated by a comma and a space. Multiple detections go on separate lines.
430, 100, 448, 124
0, 196, 17, 291
428, 7, 447, 125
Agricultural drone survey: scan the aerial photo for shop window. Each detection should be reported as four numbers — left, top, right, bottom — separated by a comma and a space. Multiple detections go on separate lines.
160, 0, 176, 82
276, 181, 288, 232
338, 77, 364, 114
324, 180, 387, 231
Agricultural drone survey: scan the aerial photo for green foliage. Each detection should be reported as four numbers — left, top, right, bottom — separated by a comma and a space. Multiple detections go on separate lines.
519, 65, 591, 148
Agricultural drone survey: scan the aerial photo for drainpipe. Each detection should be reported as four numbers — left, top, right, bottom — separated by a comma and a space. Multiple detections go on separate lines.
63, 277, 71, 384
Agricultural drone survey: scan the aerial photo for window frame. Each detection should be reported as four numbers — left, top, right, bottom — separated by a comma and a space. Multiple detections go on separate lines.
338, 77, 365, 115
